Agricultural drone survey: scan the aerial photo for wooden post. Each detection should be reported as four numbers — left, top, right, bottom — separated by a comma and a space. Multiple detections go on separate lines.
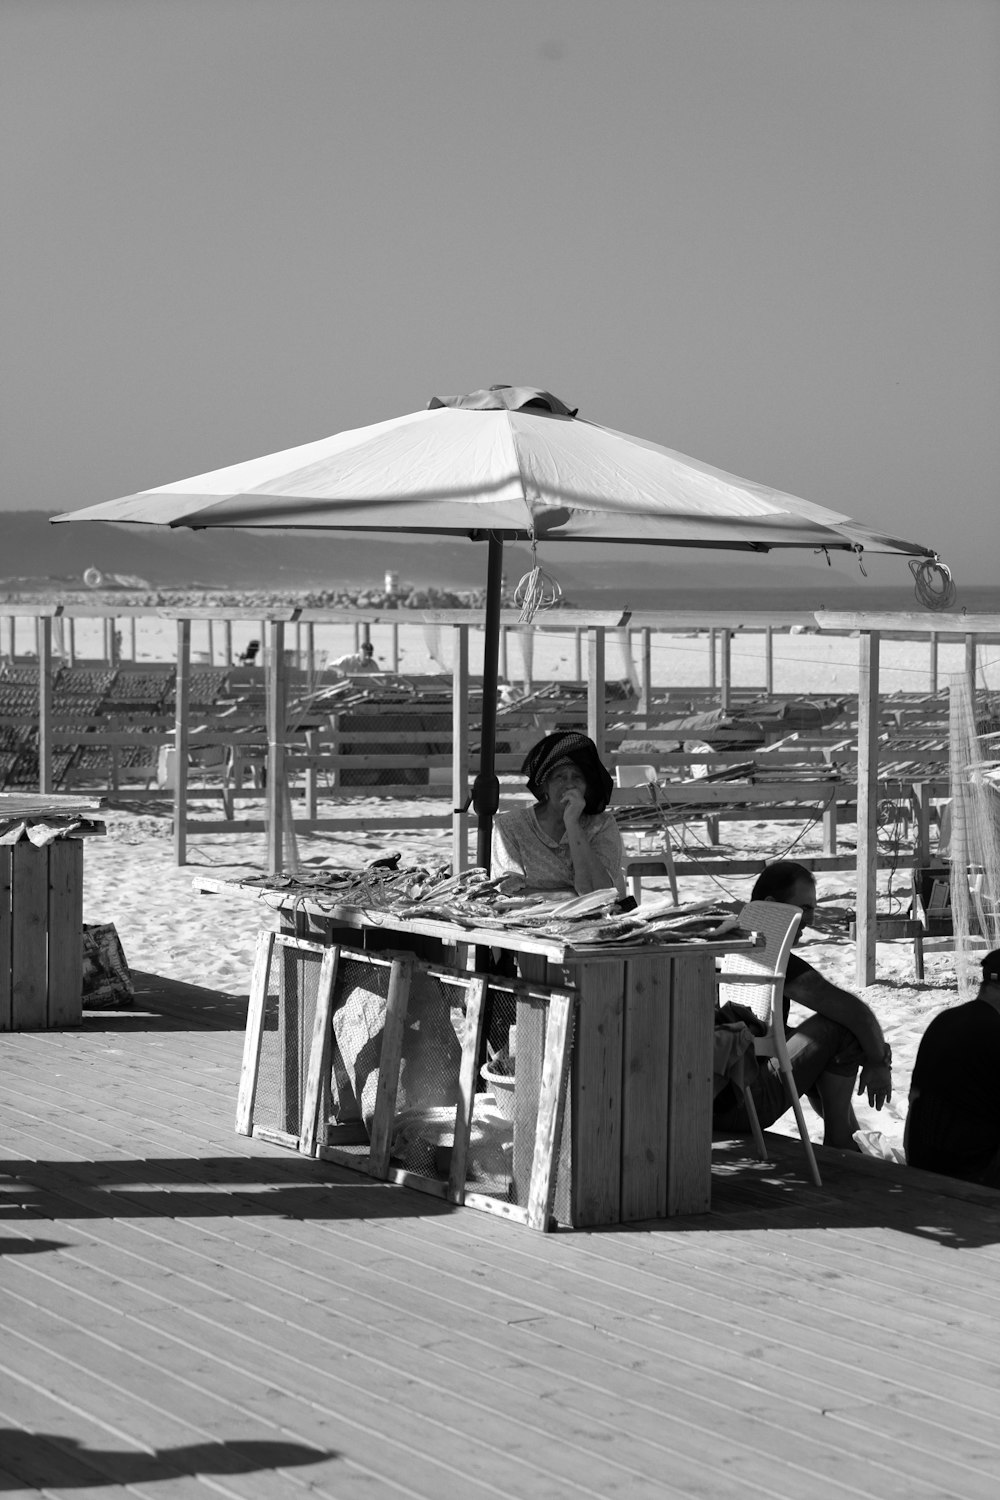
353, 621, 361, 651
855, 630, 880, 987
573, 627, 582, 683
499, 625, 508, 682
522, 626, 532, 696
36, 617, 53, 794
587, 625, 606, 759
223, 619, 233, 665
390, 622, 399, 672
173, 619, 191, 866
305, 623, 315, 678
929, 632, 938, 694
207, 619, 216, 666
708, 629, 716, 690
641, 628, 652, 727
965, 633, 977, 704
452, 623, 470, 872
303, 729, 318, 820
765, 626, 774, 695
67, 617, 76, 667
0, 615, 11, 659
720, 628, 732, 712
125, 617, 136, 660
266, 621, 287, 875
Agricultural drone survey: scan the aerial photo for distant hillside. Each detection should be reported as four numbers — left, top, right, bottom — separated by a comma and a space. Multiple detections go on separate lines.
0, 510, 861, 596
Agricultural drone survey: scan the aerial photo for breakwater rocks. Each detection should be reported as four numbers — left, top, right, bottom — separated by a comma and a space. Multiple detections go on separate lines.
0, 582, 575, 611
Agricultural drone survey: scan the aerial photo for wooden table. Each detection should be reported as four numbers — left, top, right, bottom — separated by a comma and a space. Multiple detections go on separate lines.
197, 876, 755, 1228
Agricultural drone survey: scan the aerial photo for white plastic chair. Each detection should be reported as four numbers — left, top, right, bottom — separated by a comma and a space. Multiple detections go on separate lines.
615, 765, 679, 904
716, 899, 822, 1187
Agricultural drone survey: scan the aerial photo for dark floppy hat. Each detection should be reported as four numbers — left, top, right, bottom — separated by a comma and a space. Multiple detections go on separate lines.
520, 731, 614, 813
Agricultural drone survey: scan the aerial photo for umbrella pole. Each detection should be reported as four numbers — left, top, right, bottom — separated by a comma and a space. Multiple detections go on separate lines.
474, 535, 504, 870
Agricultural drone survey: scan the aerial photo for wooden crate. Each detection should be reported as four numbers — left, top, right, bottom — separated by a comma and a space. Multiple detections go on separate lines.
0, 839, 84, 1029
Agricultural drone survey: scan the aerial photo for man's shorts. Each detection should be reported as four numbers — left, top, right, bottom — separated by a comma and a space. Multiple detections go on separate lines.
713, 1012, 865, 1132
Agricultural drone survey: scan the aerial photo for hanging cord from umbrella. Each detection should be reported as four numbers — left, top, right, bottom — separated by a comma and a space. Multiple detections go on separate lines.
514, 537, 562, 623
909, 556, 957, 611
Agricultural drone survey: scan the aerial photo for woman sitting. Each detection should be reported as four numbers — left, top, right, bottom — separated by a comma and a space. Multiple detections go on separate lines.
491, 731, 626, 896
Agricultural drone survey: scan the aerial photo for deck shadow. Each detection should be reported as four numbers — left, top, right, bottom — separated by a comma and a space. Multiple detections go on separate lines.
624, 1139, 1000, 1250
81, 970, 248, 1031
0, 1150, 456, 1225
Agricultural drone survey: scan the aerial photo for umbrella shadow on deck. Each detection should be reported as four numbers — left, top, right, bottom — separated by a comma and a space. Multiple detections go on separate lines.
0, 1432, 336, 1492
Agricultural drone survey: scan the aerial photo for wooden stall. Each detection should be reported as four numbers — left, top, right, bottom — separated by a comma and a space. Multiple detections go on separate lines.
0, 792, 105, 1029
197, 875, 755, 1230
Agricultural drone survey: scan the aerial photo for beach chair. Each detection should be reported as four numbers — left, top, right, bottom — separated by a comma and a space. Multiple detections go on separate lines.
716, 899, 822, 1187
615, 764, 679, 904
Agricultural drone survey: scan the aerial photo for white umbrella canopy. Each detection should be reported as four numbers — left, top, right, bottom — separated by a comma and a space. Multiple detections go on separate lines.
54, 385, 941, 867
56, 384, 933, 557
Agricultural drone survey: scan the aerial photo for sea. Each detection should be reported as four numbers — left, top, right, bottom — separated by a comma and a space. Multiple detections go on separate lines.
565, 583, 1000, 617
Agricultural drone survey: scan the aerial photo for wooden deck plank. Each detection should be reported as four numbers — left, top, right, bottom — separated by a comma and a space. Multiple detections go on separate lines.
3, 1128, 995, 1494
4, 986, 1000, 1499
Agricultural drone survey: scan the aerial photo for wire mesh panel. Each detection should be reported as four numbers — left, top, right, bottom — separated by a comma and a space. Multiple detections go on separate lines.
236, 932, 337, 1149
311, 957, 576, 1230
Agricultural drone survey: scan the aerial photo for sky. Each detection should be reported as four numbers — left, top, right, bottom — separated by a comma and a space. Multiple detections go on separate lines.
3, 0, 998, 585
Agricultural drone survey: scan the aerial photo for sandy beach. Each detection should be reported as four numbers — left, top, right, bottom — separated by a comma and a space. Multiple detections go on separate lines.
63, 609, 1000, 1165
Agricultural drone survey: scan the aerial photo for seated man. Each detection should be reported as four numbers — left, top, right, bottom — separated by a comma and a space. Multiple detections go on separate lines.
713, 860, 893, 1150
904, 949, 1000, 1186
330, 640, 378, 674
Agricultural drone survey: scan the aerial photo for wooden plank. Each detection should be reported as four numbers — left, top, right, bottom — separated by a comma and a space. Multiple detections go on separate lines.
666, 953, 715, 1215
11, 842, 49, 1029
448, 973, 487, 1203
816, 609, 1000, 636
234, 929, 273, 1135
298, 944, 340, 1158
526, 988, 575, 1231
512, 954, 549, 1208
570, 959, 624, 1226
46, 837, 83, 1026
366, 953, 414, 1179
0, 845, 11, 1029
451, 622, 470, 873
856, 630, 881, 987
620, 954, 670, 1221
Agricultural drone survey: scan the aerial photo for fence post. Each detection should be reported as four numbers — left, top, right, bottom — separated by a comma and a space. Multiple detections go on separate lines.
37, 617, 53, 794
266, 621, 287, 875
174, 619, 191, 866
587, 626, 606, 759
855, 630, 881, 988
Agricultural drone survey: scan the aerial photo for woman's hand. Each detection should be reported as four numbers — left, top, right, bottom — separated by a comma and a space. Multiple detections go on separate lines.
560, 787, 586, 827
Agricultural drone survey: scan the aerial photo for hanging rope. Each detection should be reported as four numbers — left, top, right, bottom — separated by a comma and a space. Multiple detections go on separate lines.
513, 538, 562, 623
909, 556, 957, 611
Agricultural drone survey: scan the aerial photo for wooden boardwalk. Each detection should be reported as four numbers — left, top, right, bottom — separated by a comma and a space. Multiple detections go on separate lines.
2, 976, 1000, 1499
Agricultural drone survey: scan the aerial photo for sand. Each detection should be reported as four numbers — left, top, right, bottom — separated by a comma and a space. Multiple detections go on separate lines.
58, 619, 1000, 1160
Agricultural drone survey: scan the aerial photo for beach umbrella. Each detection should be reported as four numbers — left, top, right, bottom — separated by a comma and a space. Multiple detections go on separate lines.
54, 385, 942, 867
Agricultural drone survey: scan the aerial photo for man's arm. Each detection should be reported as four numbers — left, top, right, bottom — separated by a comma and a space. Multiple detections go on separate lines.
785, 965, 892, 1109
785, 967, 884, 1055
